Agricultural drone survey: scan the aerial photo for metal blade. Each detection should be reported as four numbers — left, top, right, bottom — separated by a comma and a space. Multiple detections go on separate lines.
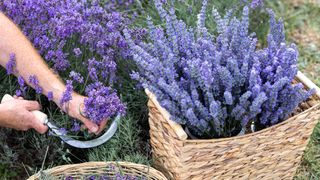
47, 114, 120, 148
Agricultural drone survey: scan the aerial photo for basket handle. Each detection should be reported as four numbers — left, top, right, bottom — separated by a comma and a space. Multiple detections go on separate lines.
296, 71, 320, 98
145, 89, 188, 140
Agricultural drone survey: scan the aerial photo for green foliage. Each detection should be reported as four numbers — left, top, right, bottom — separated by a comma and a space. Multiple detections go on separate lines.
0, 164, 18, 179
88, 115, 150, 165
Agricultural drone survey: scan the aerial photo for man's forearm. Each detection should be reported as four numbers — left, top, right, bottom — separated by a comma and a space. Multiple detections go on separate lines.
0, 13, 65, 104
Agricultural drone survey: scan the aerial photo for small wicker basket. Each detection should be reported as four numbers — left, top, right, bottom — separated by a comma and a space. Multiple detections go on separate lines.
28, 161, 168, 180
146, 72, 320, 180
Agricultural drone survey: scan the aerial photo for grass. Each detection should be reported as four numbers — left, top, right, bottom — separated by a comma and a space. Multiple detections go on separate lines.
0, 0, 319, 179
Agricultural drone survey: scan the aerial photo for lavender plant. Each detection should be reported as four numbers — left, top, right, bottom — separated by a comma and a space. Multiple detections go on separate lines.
0, 0, 135, 127
1, 0, 130, 73
125, 0, 314, 138
0, 1, 143, 178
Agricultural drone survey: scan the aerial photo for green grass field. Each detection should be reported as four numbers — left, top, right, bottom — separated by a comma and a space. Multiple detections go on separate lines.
0, 0, 319, 179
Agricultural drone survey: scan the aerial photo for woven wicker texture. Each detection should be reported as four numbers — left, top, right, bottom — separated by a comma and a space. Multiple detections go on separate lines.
147, 72, 320, 180
28, 161, 168, 180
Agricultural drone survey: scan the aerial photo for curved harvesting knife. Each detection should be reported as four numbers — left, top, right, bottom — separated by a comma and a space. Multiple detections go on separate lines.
1, 94, 119, 149
46, 115, 120, 148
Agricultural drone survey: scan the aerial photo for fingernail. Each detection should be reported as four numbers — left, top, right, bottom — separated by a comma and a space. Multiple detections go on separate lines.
91, 125, 98, 133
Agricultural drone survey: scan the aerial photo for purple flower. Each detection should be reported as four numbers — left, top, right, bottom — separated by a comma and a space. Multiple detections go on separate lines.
59, 128, 68, 136
18, 76, 25, 87
69, 71, 84, 83
84, 82, 126, 124
88, 175, 95, 180
70, 121, 81, 132
6, 53, 16, 75
73, 48, 82, 57
65, 176, 73, 180
47, 91, 53, 101
17, 76, 27, 96
28, 75, 39, 86
15, 90, 22, 97
224, 91, 233, 105
29, 75, 43, 94
60, 80, 73, 106
88, 58, 99, 81
250, 0, 264, 9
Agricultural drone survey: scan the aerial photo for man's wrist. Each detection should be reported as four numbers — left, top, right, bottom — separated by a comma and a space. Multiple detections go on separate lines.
49, 86, 65, 105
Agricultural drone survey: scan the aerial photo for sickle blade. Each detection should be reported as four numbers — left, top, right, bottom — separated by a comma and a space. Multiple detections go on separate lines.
47, 115, 120, 148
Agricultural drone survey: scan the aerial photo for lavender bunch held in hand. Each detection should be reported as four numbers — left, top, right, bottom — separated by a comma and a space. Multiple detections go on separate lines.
84, 82, 125, 124
125, 0, 314, 138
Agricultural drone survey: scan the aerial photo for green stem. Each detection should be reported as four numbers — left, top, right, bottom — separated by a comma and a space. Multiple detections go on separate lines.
37, 94, 42, 106
9, 76, 12, 93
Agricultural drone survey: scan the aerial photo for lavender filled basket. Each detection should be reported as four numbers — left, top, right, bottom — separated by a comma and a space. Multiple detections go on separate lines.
146, 73, 320, 179
124, 0, 320, 179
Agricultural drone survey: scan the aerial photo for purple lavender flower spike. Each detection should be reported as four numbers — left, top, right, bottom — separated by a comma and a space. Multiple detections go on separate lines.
29, 75, 43, 94
17, 76, 27, 96
29, 75, 39, 86
73, 48, 82, 57
250, 0, 264, 9
47, 91, 53, 101
70, 121, 81, 132
60, 80, 73, 106
59, 128, 68, 136
65, 176, 73, 180
88, 175, 95, 180
6, 53, 16, 75
18, 76, 25, 87
69, 71, 84, 83
15, 90, 22, 97
224, 91, 233, 105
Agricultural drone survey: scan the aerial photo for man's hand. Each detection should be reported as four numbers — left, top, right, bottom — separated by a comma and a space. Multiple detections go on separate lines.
64, 93, 108, 135
0, 97, 48, 134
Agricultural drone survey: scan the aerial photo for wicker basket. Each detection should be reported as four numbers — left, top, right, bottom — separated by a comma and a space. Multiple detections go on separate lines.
28, 161, 168, 180
146, 72, 320, 180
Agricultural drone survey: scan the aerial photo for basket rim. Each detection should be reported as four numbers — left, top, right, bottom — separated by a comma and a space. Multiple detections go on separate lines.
28, 161, 167, 180
146, 71, 320, 143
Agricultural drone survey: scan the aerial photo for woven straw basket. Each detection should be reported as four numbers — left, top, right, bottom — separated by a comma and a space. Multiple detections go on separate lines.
28, 161, 168, 180
146, 71, 320, 180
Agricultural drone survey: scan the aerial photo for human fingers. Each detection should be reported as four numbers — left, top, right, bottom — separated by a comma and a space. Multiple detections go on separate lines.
96, 119, 108, 135
30, 117, 49, 134
22, 100, 41, 111
77, 115, 99, 134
